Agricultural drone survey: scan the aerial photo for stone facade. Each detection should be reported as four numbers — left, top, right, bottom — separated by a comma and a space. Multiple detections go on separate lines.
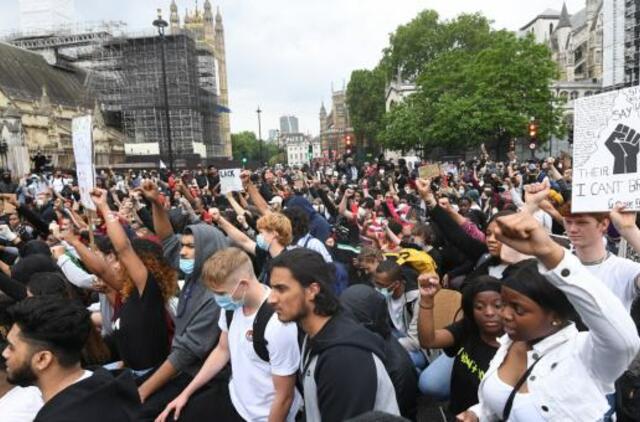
0, 42, 124, 176
319, 88, 354, 159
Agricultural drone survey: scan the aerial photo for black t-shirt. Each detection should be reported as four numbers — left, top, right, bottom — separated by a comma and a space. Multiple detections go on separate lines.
444, 320, 498, 415
253, 245, 271, 285
113, 274, 171, 370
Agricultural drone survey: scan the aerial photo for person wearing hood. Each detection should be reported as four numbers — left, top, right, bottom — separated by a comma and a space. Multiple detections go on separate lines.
372, 259, 425, 369
3, 296, 141, 421
137, 180, 229, 420
0, 171, 18, 194
268, 248, 400, 421
287, 195, 332, 242
340, 285, 418, 420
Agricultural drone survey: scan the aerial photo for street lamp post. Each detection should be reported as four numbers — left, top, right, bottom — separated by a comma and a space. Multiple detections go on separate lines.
153, 9, 174, 172
256, 106, 263, 165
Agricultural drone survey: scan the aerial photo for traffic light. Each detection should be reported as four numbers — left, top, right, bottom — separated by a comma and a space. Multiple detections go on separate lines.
528, 121, 538, 139
345, 135, 353, 156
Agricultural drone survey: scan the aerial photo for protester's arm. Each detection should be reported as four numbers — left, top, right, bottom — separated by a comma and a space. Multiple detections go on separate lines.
139, 180, 173, 241
136, 205, 155, 232
62, 233, 122, 290
225, 192, 248, 218
241, 171, 270, 215
156, 332, 231, 422
15, 203, 50, 236
338, 189, 355, 219
494, 212, 640, 385
53, 250, 95, 289
138, 360, 178, 404
317, 188, 339, 217
212, 213, 256, 255
269, 375, 296, 422
92, 189, 148, 295
610, 205, 640, 255
417, 272, 456, 348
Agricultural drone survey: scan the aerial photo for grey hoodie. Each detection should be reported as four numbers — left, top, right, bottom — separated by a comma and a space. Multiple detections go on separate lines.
162, 223, 230, 377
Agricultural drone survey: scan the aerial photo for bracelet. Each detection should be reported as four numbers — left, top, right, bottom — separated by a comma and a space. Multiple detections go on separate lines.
419, 303, 434, 310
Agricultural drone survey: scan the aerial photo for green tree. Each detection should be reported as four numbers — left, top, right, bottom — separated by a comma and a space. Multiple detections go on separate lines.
418, 31, 564, 151
231, 131, 281, 163
379, 11, 492, 81
378, 26, 564, 154
346, 67, 386, 153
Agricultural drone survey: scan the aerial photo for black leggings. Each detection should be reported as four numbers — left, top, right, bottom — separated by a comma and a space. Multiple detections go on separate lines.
178, 380, 244, 422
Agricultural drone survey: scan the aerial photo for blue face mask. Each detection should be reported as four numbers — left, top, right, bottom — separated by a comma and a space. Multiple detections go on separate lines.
256, 234, 271, 251
214, 282, 245, 311
179, 258, 195, 275
375, 287, 393, 300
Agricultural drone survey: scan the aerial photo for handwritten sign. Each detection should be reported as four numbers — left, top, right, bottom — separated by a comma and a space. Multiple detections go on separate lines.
418, 164, 440, 180
72, 115, 95, 211
572, 86, 640, 212
219, 168, 243, 194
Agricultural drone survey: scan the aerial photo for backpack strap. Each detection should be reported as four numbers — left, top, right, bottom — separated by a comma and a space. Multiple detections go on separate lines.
253, 301, 276, 362
225, 310, 234, 330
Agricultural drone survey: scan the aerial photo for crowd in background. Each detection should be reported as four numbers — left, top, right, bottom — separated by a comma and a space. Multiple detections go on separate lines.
0, 150, 638, 421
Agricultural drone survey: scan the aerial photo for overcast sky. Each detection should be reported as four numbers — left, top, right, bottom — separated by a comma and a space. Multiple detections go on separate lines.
0, 0, 585, 137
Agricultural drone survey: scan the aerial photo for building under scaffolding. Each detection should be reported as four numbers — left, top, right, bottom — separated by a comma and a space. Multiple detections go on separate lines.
4, 16, 231, 165
625, 0, 640, 86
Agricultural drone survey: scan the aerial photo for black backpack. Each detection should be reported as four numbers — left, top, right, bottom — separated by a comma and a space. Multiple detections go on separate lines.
226, 301, 276, 362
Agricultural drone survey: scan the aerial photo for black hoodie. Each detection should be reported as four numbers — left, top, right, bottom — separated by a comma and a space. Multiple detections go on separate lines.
34, 369, 141, 422
340, 285, 418, 420
301, 314, 400, 422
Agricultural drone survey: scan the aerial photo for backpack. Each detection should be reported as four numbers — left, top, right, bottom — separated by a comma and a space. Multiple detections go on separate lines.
226, 301, 305, 362
226, 301, 276, 362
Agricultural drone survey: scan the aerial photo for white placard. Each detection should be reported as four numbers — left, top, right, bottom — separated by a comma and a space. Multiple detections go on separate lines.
219, 168, 243, 195
72, 115, 95, 211
572, 86, 640, 212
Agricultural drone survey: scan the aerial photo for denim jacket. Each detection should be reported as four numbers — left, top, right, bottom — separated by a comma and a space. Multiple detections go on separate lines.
469, 252, 640, 421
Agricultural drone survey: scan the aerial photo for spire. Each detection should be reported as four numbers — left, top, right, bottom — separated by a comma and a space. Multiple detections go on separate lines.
216, 6, 222, 22
203, 0, 212, 21
557, 2, 571, 30
170, 0, 180, 27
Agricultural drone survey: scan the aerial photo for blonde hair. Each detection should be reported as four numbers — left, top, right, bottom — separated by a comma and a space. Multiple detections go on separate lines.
201, 247, 254, 289
256, 212, 293, 246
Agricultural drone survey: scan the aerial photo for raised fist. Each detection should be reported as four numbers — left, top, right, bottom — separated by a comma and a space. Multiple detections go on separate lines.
605, 124, 640, 174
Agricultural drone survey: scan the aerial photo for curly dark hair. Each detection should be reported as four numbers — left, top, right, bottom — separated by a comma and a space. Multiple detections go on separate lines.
8, 296, 91, 367
120, 238, 178, 303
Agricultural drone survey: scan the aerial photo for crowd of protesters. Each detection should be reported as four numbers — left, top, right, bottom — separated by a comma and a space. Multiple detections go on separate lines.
0, 151, 638, 422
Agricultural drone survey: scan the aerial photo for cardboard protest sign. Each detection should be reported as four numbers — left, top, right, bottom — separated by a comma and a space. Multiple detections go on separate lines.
219, 168, 243, 194
72, 115, 95, 211
572, 86, 640, 211
418, 164, 440, 180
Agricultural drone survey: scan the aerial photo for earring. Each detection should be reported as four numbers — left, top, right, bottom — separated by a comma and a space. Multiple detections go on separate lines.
551, 320, 560, 327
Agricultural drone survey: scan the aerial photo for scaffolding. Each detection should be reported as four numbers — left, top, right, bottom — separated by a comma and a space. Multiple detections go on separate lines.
4, 23, 225, 161
625, 0, 640, 86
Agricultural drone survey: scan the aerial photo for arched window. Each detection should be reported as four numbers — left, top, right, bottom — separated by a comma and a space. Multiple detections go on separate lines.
560, 91, 568, 98
549, 23, 554, 34
584, 91, 593, 97
570, 91, 579, 100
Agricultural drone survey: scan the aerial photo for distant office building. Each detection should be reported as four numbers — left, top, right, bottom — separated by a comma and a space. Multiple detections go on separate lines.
279, 115, 299, 134
19, 0, 75, 34
267, 129, 279, 143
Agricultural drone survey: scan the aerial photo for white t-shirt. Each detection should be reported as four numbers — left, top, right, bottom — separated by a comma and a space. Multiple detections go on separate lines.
585, 254, 640, 312
219, 291, 302, 422
0, 386, 43, 422
388, 295, 406, 332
